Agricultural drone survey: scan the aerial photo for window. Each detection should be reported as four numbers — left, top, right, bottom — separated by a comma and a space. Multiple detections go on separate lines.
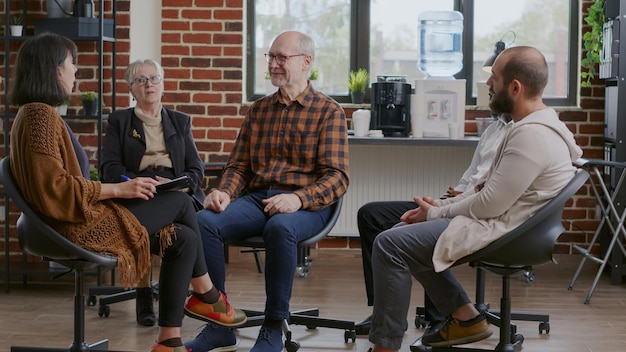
246, 0, 578, 106
247, 0, 351, 97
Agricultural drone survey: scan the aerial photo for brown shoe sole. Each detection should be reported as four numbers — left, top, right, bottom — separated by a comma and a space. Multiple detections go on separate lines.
427, 329, 493, 347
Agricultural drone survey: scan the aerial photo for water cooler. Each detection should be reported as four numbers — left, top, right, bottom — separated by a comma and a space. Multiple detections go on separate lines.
370, 76, 412, 137
411, 10, 466, 138
413, 78, 465, 138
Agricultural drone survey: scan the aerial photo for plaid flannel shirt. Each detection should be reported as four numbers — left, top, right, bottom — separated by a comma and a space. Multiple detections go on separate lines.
218, 83, 349, 210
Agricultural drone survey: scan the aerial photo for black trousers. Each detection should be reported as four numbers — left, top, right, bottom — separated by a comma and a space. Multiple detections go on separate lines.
118, 191, 208, 327
357, 201, 444, 323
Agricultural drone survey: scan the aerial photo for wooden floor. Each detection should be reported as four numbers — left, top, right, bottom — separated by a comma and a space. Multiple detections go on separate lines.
1, 248, 625, 352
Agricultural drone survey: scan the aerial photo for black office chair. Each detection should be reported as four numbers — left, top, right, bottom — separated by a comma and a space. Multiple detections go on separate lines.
87, 272, 158, 318
411, 168, 589, 352
0, 156, 117, 352
226, 197, 356, 352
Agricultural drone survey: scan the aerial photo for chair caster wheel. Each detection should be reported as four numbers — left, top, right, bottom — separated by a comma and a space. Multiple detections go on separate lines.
297, 267, 308, 278
415, 314, 427, 328
511, 333, 524, 344
344, 329, 356, 343
285, 340, 300, 352
98, 304, 110, 317
539, 321, 550, 334
87, 295, 97, 306
524, 270, 535, 283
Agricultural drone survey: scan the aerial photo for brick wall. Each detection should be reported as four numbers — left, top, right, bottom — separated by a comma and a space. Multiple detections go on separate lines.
0, 0, 605, 263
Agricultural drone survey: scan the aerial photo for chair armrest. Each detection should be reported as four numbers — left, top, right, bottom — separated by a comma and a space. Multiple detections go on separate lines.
575, 157, 626, 169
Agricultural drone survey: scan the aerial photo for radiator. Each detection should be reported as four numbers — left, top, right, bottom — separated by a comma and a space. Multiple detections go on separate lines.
332, 144, 476, 237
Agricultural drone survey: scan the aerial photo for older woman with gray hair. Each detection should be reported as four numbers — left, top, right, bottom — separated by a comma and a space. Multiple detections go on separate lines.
101, 59, 206, 326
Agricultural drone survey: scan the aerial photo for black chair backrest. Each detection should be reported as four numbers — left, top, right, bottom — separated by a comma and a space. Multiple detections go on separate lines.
0, 157, 117, 269
455, 168, 589, 268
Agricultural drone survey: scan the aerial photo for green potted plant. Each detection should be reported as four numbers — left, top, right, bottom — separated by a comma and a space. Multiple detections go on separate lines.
10, 15, 23, 37
348, 68, 369, 104
581, 0, 605, 87
308, 68, 319, 81
263, 70, 276, 95
90, 167, 99, 181
80, 91, 99, 116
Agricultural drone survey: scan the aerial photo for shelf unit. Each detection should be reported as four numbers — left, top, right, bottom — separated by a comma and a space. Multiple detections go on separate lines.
600, 0, 626, 284
1, 1, 117, 291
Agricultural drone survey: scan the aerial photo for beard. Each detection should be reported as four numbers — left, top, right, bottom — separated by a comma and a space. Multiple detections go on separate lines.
489, 88, 514, 114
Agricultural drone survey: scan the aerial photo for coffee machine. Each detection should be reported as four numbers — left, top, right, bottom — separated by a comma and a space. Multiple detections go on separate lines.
370, 76, 412, 137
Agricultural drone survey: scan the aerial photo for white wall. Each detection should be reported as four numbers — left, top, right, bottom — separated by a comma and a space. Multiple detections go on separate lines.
129, 0, 161, 62
128, 0, 161, 105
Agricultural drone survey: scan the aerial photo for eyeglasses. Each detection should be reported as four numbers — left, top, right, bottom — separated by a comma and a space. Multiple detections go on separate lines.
132, 75, 163, 86
264, 53, 306, 65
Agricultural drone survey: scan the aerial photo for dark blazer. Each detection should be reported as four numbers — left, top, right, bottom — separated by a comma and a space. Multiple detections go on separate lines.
101, 107, 205, 209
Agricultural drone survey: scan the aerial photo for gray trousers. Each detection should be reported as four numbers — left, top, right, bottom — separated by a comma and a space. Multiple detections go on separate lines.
368, 218, 472, 350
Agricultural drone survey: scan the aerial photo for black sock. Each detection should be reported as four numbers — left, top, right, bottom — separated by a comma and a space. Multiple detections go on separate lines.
193, 286, 221, 304
158, 337, 183, 347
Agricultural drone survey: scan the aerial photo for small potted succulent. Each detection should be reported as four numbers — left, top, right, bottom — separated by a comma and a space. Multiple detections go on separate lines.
80, 91, 99, 116
10, 15, 23, 37
348, 68, 369, 104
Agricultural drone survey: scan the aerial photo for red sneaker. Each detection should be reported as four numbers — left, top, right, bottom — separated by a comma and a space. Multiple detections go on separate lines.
184, 291, 247, 327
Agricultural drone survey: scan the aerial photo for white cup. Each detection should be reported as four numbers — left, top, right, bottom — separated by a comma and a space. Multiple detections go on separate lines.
448, 123, 460, 140
352, 109, 371, 137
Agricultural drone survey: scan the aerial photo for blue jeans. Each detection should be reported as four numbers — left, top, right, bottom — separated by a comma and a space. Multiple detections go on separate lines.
196, 190, 331, 320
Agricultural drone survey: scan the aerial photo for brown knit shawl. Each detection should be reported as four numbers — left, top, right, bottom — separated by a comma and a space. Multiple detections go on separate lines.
10, 103, 151, 288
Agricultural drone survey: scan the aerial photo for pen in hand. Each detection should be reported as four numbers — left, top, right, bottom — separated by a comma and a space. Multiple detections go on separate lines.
120, 175, 131, 181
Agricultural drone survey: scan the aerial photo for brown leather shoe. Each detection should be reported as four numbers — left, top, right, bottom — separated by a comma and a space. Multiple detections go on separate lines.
421, 313, 492, 347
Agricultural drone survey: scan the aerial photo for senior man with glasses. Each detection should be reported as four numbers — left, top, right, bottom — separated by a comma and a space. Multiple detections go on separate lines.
100, 59, 206, 327
186, 30, 350, 352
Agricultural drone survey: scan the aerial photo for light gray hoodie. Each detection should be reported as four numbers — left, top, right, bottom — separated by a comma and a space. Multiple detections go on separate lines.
428, 108, 583, 272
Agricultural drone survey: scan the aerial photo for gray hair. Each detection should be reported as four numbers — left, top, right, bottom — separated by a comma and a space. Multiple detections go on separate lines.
297, 32, 315, 62
124, 59, 165, 85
